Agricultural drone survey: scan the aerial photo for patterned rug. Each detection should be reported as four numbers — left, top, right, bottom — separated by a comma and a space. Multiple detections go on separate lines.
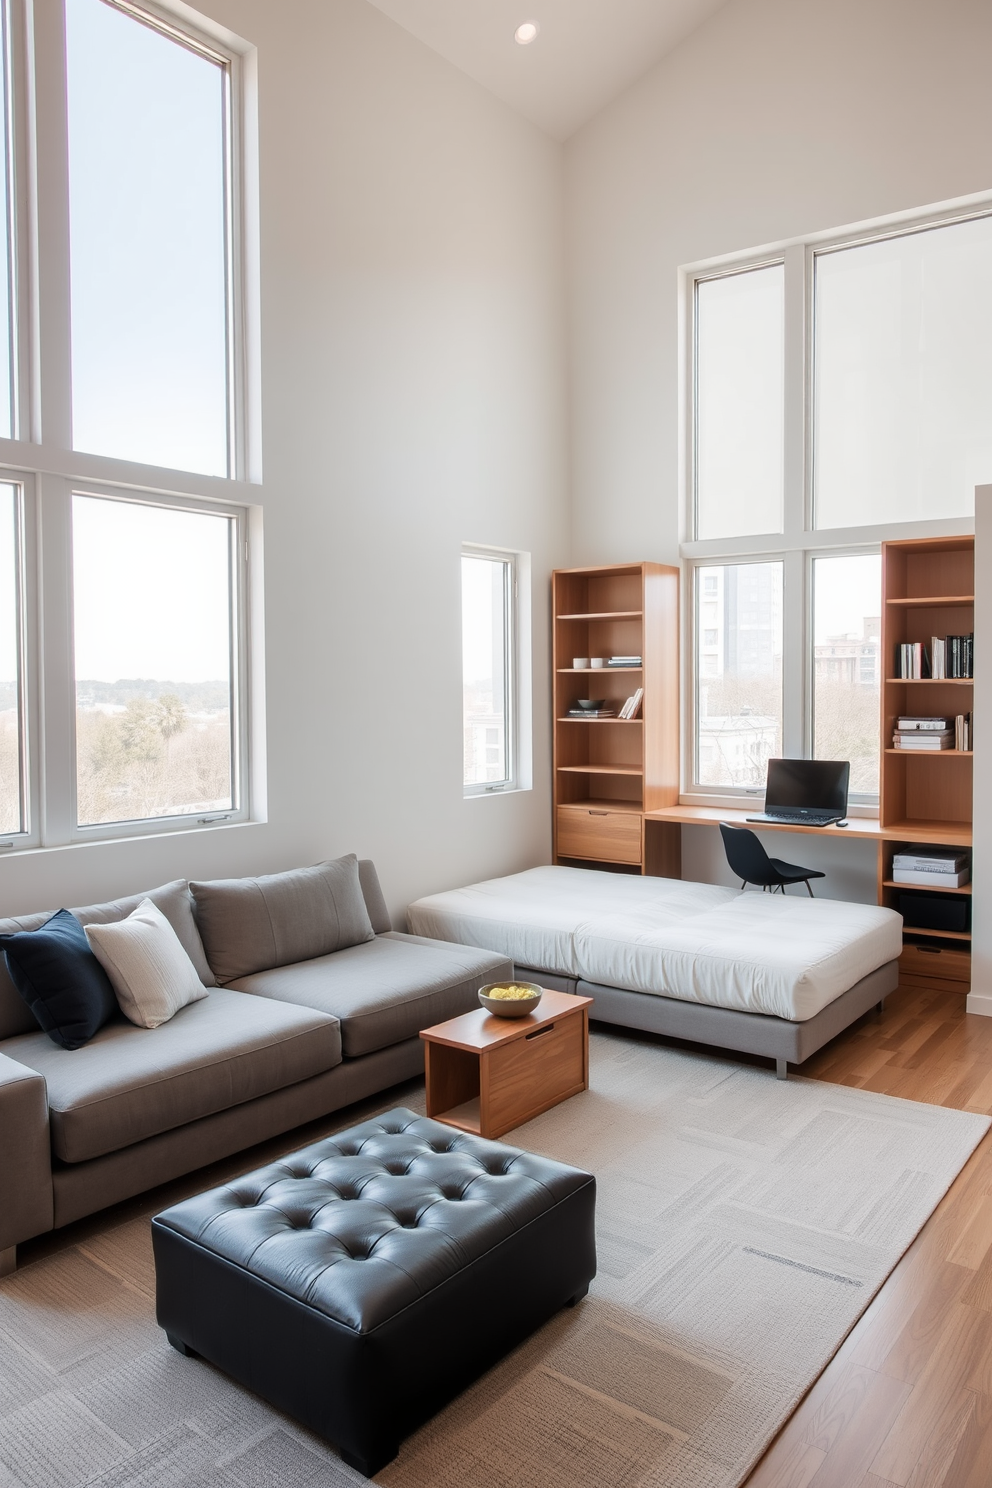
0, 1029, 987, 1488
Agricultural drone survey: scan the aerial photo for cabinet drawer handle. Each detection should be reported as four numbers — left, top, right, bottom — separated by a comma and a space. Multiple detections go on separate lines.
526, 1023, 554, 1040
588, 810, 608, 816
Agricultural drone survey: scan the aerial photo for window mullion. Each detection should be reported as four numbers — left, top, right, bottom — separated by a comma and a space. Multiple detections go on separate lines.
37, 472, 73, 841
783, 243, 806, 541
781, 550, 805, 758
29, 0, 71, 449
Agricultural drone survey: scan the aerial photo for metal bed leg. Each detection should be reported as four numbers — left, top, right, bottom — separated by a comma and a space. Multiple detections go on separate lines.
775, 1058, 788, 1080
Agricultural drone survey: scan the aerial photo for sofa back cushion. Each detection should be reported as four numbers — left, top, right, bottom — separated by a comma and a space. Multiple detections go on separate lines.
0, 880, 213, 1040
190, 855, 375, 984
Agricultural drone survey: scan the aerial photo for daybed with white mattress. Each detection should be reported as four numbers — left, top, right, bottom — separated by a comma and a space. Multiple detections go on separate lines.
407, 866, 903, 1077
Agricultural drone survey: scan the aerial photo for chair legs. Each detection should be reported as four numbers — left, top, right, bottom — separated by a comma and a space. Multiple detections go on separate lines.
804, 880, 815, 897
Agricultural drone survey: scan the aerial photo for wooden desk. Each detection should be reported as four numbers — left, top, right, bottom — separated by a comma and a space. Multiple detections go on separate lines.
643, 804, 972, 847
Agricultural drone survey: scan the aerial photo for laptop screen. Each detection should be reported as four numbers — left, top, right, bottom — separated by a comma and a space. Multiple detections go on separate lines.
764, 758, 850, 814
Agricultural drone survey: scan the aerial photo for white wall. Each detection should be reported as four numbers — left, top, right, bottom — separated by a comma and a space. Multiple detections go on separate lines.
0, 0, 567, 922
564, 0, 992, 899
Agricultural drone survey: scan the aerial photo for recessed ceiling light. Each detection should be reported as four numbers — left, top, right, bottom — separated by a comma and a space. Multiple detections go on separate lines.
514, 21, 539, 45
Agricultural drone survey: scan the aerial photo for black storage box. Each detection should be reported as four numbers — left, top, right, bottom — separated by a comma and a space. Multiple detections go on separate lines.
897, 893, 969, 933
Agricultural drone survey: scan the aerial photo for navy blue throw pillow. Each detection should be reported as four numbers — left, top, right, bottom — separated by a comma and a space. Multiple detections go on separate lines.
1, 909, 118, 1050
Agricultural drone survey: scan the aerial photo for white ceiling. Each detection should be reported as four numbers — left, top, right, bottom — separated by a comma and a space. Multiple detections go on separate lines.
364, 0, 730, 141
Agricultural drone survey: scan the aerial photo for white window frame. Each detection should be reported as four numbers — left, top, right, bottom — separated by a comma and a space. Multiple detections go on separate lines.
681, 196, 986, 810
462, 543, 519, 798
0, 0, 260, 852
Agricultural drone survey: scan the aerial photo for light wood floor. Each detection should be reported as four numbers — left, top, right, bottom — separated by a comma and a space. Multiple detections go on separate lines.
744, 983, 992, 1488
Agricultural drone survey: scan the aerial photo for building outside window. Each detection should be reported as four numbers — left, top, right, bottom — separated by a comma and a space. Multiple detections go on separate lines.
0, 0, 255, 850
462, 546, 518, 795
685, 203, 991, 805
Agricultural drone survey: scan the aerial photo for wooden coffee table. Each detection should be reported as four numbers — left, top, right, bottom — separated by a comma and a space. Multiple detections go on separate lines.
420, 989, 592, 1140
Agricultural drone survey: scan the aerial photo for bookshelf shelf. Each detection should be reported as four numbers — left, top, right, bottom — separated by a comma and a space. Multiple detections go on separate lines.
557, 764, 644, 777
557, 717, 643, 724
556, 610, 643, 620
884, 749, 972, 757
903, 926, 971, 942
882, 879, 972, 896
886, 594, 974, 607
880, 534, 974, 992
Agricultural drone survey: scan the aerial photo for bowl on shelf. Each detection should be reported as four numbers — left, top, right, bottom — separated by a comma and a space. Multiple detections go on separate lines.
574, 699, 607, 711
478, 982, 544, 1018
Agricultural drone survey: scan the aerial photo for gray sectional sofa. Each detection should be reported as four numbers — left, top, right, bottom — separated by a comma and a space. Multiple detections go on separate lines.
0, 857, 511, 1274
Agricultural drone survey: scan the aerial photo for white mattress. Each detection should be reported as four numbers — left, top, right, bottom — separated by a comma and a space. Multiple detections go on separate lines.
408, 866, 903, 1023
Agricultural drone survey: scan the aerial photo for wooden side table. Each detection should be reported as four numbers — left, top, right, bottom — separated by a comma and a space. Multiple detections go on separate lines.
420, 989, 592, 1140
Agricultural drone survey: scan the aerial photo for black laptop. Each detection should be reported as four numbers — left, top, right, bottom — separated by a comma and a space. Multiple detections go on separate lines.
746, 758, 850, 827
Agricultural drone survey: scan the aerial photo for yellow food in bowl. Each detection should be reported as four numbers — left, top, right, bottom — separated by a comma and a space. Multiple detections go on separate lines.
485, 985, 539, 1000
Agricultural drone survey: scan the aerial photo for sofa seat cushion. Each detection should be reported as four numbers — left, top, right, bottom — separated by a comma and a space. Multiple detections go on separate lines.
1, 989, 342, 1163
228, 933, 512, 1059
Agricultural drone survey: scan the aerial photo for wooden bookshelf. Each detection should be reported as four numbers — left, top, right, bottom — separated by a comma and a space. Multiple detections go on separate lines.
552, 562, 679, 875
879, 535, 974, 990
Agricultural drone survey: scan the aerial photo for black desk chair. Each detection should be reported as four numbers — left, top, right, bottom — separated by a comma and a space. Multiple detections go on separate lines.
719, 823, 826, 898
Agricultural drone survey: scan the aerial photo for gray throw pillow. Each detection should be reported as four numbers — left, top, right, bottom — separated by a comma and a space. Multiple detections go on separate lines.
190, 855, 375, 983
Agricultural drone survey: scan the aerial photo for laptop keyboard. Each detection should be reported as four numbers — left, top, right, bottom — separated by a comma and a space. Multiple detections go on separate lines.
748, 812, 838, 825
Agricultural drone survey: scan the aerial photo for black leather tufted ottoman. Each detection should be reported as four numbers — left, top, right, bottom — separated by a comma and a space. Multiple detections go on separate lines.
152, 1107, 596, 1477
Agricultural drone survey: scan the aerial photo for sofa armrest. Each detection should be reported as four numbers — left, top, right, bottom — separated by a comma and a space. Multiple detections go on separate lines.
358, 860, 391, 934
0, 1051, 54, 1255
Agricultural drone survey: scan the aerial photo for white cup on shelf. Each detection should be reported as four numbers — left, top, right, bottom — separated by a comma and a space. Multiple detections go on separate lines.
590, 657, 606, 669
573, 657, 589, 669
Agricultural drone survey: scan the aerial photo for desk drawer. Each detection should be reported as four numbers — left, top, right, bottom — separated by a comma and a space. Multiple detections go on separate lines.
557, 806, 641, 864
899, 941, 970, 985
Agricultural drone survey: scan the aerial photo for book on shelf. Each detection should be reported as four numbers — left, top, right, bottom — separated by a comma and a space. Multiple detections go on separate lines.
618, 688, 643, 720
908, 634, 975, 680
897, 642, 928, 679
893, 849, 968, 870
608, 655, 641, 667
892, 867, 970, 887
896, 716, 951, 730
892, 849, 970, 888
892, 730, 953, 750
954, 712, 972, 750
567, 708, 616, 718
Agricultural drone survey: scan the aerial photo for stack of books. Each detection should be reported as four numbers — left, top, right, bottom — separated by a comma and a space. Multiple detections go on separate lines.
891, 849, 970, 888
896, 635, 974, 679
954, 712, 973, 750
608, 655, 642, 668
618, 688, 643, 720
892, 716, 953, 750
929, 634, 974, 679
567, 705, 615, 718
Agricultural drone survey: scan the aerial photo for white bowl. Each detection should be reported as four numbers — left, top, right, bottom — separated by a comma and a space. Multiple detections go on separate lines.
478, 982, 544, 1019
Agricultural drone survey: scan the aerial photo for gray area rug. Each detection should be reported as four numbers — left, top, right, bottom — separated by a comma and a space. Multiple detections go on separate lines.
0, 1030, 987, 1488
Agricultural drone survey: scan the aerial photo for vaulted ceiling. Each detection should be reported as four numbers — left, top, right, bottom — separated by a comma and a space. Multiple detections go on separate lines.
364, 0, 730, 140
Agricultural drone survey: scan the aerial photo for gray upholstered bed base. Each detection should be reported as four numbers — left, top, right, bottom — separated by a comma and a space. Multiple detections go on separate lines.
513, 961, 901, 1079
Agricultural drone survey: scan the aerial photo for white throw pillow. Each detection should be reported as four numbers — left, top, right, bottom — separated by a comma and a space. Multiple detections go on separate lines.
85, 898, 209, 1029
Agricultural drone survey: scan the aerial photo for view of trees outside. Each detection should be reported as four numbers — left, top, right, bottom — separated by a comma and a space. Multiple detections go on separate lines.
72, 494, 235, 827
0, 483, 21, 833
812, 554, 881, 795
75, 679, 232, 826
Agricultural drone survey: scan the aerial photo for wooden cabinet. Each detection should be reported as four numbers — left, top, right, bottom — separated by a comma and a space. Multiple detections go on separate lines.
552, 562, 679, 875
880, 535, 974, 990
556, 803, 642, 864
